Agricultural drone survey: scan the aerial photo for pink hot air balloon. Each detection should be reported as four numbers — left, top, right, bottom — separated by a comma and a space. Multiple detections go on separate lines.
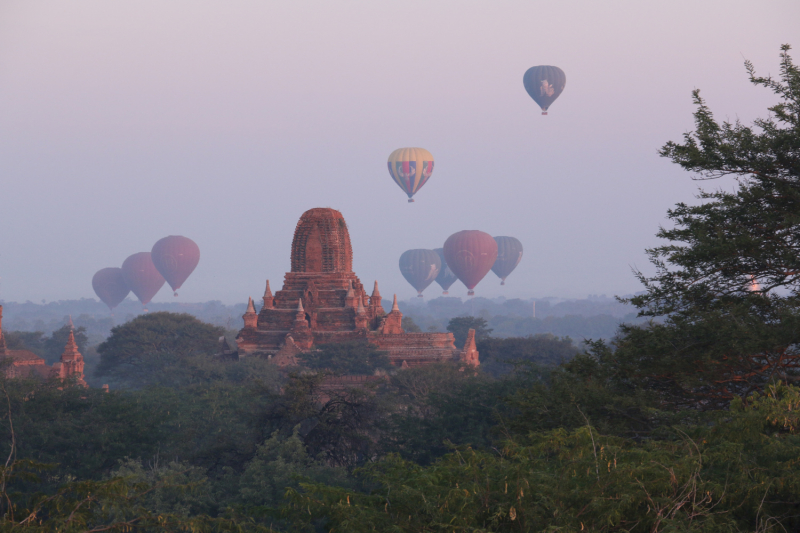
443, 230, 498, 296
121, 252, 165, 310
92, 268, 130, 311
151, 236, 200, 296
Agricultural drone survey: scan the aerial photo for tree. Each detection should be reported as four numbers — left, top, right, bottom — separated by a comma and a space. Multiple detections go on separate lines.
299, 341, 391, 376
401, 316, 421, 332
96, 312, 223, 388
283, 384, 800, 532
446, 316, 493, 347
477, 334, 578, 376
609, 45, 800, 407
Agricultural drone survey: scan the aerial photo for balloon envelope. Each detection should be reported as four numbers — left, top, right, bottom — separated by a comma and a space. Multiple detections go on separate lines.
523, 65, 566, 114
92, 268, 130, 310
443, 230, 498, 296
151, 235, 200, 295
433, 248, 458, 294
387, 147, 434, 202
399, 249, 441, 297
492, 236, 523, 284
121, 252, 166, 306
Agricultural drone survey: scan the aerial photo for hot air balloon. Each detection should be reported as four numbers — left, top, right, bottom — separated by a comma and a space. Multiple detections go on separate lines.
92, 268, 130, 311
399, 249, 441, 297
121, 252, 166, 310
443, 230, 498, 296
433, 248, 458, 295
523, 65, 566, 115
492, 236, 523, 285
387, 147, 434, 202
151, 235, 200, 296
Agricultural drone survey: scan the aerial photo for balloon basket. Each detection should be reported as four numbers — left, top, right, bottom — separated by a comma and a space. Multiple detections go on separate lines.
443, 291, 449, 295
417, 293, 424, 298
500, 280, 505, 285
541, 111, 548, 115
467, 290, 475, 296
408, 198, 414, 203
174, 292, 179, 297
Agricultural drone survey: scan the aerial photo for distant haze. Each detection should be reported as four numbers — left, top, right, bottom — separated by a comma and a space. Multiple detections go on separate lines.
1, 1, 797, 304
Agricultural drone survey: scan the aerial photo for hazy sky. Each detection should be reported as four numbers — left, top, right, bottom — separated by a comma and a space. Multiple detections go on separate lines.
1, 1, 798, 304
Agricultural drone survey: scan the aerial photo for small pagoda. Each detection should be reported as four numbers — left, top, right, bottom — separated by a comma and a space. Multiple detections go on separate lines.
236, 208, 478, 368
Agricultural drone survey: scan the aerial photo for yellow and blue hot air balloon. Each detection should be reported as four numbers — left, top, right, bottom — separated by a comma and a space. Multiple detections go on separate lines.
387, 147, 434, 203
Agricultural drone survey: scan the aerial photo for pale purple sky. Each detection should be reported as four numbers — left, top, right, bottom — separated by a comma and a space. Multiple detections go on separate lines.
1, 1, 798, 304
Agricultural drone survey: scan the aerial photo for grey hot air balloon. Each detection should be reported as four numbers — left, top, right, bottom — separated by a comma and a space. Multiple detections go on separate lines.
433, 248, 458, 295
492, 236, 523, 285
523, 65, 566, 115
399, 249, 441, 297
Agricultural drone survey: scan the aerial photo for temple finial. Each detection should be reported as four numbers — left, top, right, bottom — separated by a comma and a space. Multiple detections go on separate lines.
297, 299, 304, 313
68, 315, 74, 330
246, 297, 256, 314
264, 280, 273, 298
356, 294, 366, 315
392, 294, 399, 312
372, 281, 380, 297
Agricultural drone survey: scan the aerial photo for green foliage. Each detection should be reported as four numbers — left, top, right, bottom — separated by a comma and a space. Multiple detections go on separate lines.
3, 326, 89, 365
284, 384, 800, 532
477, 334, 578, 376
447, 316, 493, 346
298, 341, 391, 376
593, 45, 800, 408
2, 330, 45, 355
96, 312, 224, 388
400, 316, 421, 332
238, 428, 348, 510
381, 363, 528, 465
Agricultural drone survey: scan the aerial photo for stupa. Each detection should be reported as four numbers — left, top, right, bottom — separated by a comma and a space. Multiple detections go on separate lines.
236, 208, 479, 367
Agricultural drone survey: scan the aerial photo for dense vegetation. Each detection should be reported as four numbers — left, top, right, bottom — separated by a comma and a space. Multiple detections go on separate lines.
0, 45, 798, 531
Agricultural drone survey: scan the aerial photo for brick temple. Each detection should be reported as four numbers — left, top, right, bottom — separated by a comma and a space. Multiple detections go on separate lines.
236, 208, 479, 368
0, 306, 87, 386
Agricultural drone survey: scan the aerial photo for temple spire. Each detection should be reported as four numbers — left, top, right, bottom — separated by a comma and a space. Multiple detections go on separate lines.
356, 294, 366, 315
243, 297, 258, 329
264, 280, 273, 298
297, 299, 305, 313
392, 294, 400, 312
372, 281, 381, 298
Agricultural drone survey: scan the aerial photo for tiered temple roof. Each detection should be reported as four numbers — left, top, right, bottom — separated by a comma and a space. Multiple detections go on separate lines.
236, 208, 479, 368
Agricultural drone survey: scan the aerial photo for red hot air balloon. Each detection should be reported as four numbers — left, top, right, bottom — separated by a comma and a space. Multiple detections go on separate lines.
443, 231, 498, 296
151, 236, 200, 296
399, 249, 441, 297
492, 236, 523, 285
92, 268, 130, 311
121, 252, 166, 310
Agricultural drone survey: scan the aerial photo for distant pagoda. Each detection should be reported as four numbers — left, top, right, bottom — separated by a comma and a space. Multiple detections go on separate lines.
236, 208, 478, 367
